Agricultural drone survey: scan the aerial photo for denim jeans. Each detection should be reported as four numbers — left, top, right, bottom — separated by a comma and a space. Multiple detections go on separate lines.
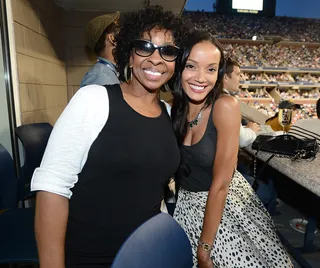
241, 172, 273, 206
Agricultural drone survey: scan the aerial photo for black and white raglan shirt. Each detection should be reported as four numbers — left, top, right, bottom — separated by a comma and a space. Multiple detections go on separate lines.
31, 84, 180, 267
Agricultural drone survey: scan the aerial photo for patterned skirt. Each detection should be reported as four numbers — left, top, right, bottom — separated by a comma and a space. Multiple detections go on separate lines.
173, 170, 293, 268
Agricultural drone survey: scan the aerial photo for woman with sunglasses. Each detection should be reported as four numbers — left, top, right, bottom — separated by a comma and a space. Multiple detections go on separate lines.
31, 6, 186, 268
171, 31, 293, 268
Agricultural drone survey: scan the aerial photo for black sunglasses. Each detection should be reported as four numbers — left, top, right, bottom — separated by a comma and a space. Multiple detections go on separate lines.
133, 39, 180, 62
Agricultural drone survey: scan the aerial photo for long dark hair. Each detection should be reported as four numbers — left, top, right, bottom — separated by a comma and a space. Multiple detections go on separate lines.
171, 31, 226, 146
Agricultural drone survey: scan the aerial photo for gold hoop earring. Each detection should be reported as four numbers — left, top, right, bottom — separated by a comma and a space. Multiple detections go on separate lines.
124, 64, 132, 82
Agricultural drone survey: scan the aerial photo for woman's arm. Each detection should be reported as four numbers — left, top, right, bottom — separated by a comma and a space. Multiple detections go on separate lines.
35, 192, 68, 268
198, 95, 241, 266
31, 85, 110, 268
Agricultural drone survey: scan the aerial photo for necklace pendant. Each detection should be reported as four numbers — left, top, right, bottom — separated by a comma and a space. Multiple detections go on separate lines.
188, 106, 205, 129
189, 119, 198, 129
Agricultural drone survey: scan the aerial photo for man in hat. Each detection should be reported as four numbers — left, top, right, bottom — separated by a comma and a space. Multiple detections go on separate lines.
80, 12, 120, 87
265, 100, 301, 132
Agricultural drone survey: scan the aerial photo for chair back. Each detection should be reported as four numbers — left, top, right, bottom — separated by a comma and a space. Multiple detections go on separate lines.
15, 123, 52, 198
0, 208, 38, 263
0, 143, 18, 209
111, 213, 193, 268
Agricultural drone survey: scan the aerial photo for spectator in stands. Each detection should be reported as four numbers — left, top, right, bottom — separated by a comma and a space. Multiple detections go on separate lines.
223, 58, 260, 147
265, 100, 301, 132
81, 12, 120, 87
289, 98, 320, 144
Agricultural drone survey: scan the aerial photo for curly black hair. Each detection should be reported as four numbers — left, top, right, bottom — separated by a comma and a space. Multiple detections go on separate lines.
114, 5, 190, 82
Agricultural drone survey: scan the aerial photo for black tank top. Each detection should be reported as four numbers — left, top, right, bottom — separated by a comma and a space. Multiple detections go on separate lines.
65, 84, 180, 267
179, 106, 217, 192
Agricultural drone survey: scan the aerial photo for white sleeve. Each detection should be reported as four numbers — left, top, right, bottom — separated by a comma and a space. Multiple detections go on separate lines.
30, 85, 109, 199
160, 100, 171, 117
239, 124, 257, 148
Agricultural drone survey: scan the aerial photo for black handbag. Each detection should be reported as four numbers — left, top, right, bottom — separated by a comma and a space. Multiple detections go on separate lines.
251, 134, 318, 191
252, 134, 319, 159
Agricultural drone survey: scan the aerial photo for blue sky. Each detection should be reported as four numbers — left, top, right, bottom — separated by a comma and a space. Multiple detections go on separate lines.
185, 0, 320, 19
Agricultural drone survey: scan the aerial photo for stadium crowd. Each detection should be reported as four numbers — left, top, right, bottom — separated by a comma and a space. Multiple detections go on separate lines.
183, 12, 320, 69
184, 11, 320, 42
223, 43, 320, 68
240, 72, 320, 83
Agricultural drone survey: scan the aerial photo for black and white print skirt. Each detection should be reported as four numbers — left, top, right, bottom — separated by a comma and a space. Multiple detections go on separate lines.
173, 170, 293, 268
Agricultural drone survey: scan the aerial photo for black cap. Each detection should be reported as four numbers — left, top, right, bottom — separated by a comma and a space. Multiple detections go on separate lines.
279, 100, 301, 109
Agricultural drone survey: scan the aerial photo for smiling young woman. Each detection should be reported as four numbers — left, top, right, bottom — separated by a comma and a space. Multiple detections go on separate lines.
171, 31, 293, 268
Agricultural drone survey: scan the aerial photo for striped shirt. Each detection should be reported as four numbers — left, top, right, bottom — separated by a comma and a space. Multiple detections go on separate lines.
289, 119, 320, 145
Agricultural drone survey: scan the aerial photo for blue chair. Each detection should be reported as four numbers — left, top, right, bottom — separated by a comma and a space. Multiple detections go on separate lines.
0, 143, 38, 264
0, 143, 18, 209
111, 213, 193, 268
15, 123, 53, 201
0, 208, 38, 264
